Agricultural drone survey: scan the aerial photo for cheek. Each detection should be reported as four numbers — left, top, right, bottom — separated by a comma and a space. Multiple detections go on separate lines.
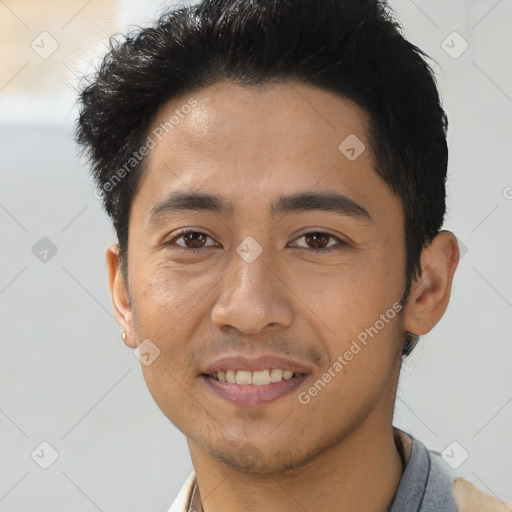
294, 253, 404, 390
296, 312, 403, 427
130, 264, 214, 425
129, 262, 219, 395
139, 359, 206, 440
292, 256, 400, 339
132, 260, 219, 331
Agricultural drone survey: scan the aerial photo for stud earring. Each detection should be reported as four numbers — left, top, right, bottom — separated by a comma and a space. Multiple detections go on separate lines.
122, 332, 127, 343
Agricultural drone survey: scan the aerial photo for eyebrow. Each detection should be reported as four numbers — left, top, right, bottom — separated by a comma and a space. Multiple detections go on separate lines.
270, 191, 371, 221
148, 190, 372, 224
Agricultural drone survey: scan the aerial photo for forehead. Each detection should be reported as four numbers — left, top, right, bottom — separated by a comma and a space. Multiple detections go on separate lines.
131, 81, 397, 223
147, 81, 370, 163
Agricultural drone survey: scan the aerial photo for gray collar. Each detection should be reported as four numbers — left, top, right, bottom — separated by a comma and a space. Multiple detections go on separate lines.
389, 434, 457, 512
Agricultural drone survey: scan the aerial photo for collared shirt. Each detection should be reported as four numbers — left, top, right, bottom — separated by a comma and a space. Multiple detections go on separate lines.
167, 429, 510, 512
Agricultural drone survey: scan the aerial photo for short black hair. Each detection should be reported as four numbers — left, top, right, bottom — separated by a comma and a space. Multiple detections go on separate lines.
75, 0, 448, 302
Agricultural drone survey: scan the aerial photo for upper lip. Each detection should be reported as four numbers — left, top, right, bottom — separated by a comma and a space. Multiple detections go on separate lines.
202, 354, 314, 375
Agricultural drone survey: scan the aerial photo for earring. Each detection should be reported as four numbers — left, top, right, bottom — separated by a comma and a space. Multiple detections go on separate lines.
122, 332, 127, 343
402, 332, 419, 357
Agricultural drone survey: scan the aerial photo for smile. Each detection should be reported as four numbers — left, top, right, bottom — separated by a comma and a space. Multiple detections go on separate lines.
200, 354, 313, 406
208, 369, 296, 385
202, 371, 309, 407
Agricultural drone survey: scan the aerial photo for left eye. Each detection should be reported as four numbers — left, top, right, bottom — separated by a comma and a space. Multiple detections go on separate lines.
290, 232, 345, 252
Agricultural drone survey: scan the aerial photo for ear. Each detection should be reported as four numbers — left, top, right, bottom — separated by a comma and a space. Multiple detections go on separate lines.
403, 231, 460, 336
106, 244, 137, 348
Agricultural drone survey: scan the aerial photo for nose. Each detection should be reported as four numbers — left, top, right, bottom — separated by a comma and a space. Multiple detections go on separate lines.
211, 247, 294, 334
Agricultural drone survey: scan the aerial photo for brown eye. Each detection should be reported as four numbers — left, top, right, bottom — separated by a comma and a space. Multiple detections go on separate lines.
166, 230, 218, 252
304, 232, 330, 249
290, 231, 347, 254
180, 232, 208, 248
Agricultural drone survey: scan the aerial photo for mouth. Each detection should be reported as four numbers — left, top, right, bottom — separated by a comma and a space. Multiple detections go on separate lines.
205, 368, 300, 385
200, 355, 312, 407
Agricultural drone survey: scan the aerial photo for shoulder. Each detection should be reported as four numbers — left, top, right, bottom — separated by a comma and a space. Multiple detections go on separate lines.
452, 477, 512, 512
396, 429, 511, 512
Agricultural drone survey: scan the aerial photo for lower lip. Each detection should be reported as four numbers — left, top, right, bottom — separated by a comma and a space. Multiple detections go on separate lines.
202, 374, 309, 407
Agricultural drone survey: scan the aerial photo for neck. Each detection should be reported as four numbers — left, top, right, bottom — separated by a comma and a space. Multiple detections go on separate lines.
187, 419, 405, 512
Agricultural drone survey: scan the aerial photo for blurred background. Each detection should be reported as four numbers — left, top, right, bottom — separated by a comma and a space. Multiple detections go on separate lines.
0, 0, 511, 510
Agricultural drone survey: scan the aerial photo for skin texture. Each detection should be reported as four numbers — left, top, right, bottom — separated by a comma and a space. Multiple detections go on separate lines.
106, 81, 459, 512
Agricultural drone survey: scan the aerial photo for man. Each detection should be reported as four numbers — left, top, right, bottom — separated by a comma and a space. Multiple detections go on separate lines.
75, 0, 510, 510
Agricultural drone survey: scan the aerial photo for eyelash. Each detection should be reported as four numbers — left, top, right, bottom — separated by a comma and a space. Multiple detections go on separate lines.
165, 229, 347, 255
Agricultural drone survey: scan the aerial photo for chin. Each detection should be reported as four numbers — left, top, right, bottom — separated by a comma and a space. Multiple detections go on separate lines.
204, 439, 321, 475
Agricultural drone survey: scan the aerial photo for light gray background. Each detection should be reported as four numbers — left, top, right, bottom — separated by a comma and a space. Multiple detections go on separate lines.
1, 0, 511, 510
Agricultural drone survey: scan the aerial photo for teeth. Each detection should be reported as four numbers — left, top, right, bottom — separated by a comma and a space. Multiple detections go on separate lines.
210, 369, 297, 384
235, 370, 252, 385
252, 369, 270, 385
270, 369, 283, 382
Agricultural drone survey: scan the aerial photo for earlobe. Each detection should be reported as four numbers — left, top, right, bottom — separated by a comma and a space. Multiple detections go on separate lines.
403, 230, 459, 337
106, 245, 137, 348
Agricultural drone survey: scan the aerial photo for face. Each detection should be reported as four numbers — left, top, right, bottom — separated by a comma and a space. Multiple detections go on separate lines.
109, 81, 427, 473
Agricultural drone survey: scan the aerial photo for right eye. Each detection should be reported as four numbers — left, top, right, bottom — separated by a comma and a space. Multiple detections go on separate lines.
164, 230, 220, 252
